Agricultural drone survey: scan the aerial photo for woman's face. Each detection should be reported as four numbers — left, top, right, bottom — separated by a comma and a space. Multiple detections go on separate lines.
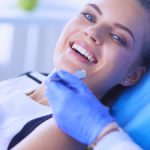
53, 0, 149, 97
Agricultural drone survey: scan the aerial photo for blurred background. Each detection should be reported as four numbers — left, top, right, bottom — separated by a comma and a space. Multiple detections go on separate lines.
0, 0, 88, 80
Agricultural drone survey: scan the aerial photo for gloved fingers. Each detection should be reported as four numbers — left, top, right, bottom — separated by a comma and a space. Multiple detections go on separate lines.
45, 78, 75, 102
46, 70, 92, 94
45, 70, 68, 95
46, 72, 108, 111
45, 79, 80, 119
57, 70, 95, 95
46, 70, 110, 112
55, 70, 85, 87
47, 70, 61, 81
45, 84, 60, 107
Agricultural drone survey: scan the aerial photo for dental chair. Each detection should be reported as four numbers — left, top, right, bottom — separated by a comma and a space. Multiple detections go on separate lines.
111, 70, 150, 149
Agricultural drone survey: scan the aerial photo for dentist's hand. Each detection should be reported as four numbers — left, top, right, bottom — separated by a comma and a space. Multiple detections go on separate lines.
45, 70, 114, 145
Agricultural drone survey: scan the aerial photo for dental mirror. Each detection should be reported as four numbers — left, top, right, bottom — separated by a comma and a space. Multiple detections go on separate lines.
73, 69, 87, 79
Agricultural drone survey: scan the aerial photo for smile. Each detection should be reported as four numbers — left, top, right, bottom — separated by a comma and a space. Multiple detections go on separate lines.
71, 42, 97, 64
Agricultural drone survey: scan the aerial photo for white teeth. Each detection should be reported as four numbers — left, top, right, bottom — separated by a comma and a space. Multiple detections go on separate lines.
72, 43, 95, 62
85, 52, 89, 57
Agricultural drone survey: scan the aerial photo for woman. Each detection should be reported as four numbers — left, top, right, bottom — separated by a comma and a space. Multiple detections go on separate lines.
2, 0, 150, 149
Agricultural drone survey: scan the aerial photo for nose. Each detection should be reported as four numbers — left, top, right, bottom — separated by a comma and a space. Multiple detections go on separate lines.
83, 25, 104, 45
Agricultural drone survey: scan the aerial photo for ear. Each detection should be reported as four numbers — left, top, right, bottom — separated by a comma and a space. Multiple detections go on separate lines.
120, 66, 146, 86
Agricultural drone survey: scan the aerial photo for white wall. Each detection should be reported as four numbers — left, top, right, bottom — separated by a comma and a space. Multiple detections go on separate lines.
0, 23, 66, 80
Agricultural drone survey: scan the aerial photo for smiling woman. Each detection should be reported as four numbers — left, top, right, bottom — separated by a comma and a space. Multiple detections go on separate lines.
54, 0, 149, 99
1, 0, 150, 149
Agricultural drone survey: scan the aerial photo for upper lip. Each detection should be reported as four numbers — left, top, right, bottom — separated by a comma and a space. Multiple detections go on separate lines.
70, 40, 98, 63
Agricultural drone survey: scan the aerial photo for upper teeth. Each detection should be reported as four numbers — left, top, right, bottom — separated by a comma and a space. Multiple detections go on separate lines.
72, 43, 95, 62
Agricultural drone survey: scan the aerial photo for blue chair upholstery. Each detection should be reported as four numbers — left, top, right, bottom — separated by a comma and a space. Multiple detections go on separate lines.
111, 70, 150, 149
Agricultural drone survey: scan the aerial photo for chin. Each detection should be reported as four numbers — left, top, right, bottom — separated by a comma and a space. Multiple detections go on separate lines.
54, 56, 85, 74
54, 62, 78, 74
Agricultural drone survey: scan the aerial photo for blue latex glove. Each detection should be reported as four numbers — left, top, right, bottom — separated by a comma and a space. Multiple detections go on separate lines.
45, 70, 114, 145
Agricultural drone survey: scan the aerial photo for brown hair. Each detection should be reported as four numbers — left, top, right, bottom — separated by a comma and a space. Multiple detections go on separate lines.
138, 0, 150, 69
102, 0, 150, 106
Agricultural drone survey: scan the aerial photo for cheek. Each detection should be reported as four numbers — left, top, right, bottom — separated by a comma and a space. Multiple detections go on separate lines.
54, 18, 85, 61
104, 44, 136, 69
61, 17, 83, 39
54, 18, 82, 54
97, 50, 133, 84
53, 18, 84, 69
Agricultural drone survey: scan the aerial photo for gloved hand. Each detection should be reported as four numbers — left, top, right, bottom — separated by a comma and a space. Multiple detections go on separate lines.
45, 70, 114, 145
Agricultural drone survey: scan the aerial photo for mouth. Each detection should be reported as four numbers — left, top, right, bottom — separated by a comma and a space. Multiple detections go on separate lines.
70, 41, 98, 64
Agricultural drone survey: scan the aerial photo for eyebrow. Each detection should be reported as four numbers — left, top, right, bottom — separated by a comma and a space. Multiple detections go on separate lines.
86, 3, 135, 43
86, 3, 102, 15
114, 23, 135, 43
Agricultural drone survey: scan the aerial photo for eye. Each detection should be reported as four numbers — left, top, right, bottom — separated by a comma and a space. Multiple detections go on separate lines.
110, 33, 127, 46
81, 12, 96, 23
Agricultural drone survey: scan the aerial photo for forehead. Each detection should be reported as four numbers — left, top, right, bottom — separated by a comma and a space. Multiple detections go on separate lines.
87, 0, 149, 48
88, 0, 147, 23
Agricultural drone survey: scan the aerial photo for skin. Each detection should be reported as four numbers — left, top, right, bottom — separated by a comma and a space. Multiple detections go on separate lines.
13, 0, 149, 149
53, 0, 148, 98
12, 118, 86, 150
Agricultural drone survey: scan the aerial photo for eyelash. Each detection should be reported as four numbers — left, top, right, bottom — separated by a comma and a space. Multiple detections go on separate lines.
81, 11, 128, 47
81, 12, 96, 23
110, 33, 127, 46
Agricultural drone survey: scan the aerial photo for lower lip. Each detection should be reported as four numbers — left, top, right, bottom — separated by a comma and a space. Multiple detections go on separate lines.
68, 48, 93, 64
